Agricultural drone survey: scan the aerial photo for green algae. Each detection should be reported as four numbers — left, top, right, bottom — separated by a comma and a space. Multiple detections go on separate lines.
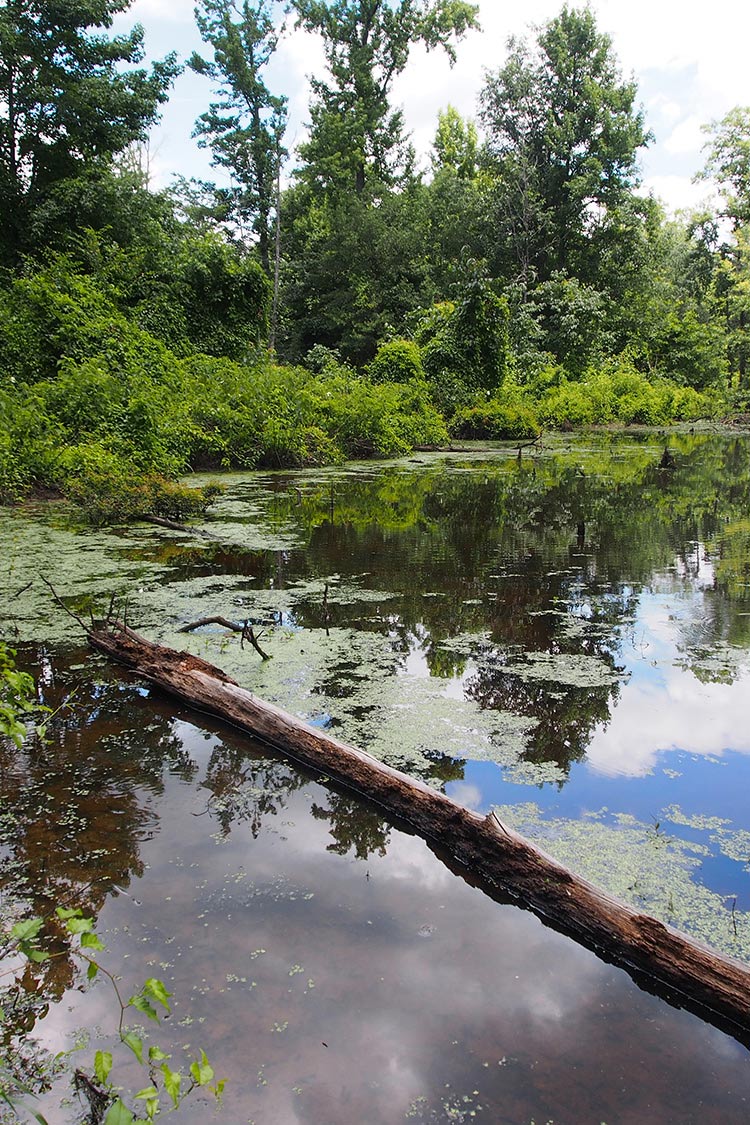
662, 806, 731, 832
492, 803, 750, 962
168, 624, 536, 780
488, 650, 625, 689
663, 805, 750, 870
677, 642, 750, 685
0, 507, 168, 642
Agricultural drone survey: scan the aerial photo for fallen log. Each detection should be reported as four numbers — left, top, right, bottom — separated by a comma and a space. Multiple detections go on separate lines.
88, 619, 750, 1044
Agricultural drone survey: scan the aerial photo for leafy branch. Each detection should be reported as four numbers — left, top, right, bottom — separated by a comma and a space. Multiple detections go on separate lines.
2, 908, 224, 1123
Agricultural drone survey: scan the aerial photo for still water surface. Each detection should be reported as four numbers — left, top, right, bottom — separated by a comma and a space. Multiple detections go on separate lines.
3, 431, 750, 1122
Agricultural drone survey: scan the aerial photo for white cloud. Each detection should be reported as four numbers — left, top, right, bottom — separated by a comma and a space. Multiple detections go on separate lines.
587, 664, 750, 778
642, 174, 714, 214
664, 115, 706, 156
586, 586, 750, 778
647, 97, 684, 127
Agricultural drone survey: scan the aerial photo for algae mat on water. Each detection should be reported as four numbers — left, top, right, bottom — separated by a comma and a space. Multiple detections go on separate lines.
494, 803, 750, 961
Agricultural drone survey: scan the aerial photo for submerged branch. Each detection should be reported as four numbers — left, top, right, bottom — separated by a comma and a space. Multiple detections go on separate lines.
142, 515, 215, 538
178, 616, 271, 659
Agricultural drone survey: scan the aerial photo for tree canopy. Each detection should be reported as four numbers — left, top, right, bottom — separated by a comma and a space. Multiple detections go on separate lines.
0, 0, 178, 263
480, 5, 650, 286
190, 0, 287, 274
293, 0, 479, 197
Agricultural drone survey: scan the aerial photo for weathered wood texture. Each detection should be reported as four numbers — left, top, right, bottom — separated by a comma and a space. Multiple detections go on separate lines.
89, 622, 750, 1043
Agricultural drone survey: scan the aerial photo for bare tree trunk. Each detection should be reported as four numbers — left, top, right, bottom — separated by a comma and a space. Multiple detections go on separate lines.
270, 154, 282, 353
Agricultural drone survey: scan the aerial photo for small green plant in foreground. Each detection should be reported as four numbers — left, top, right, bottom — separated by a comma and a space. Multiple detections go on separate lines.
2, 908, 224, 1123
0, 645, 37, 748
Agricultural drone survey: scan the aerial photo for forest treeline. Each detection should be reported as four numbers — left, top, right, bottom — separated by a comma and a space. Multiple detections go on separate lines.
1, 0, 749, 520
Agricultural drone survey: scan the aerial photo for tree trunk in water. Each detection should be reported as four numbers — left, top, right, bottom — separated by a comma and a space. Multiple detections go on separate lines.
88, 620, 750, 1046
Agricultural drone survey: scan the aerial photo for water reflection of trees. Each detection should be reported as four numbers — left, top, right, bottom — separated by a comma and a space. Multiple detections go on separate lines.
201, 742, 395, 861
240, 435, 750, 770
0, 648, 200, 1053
311, 793, 390, 860
202, 743, 305, 837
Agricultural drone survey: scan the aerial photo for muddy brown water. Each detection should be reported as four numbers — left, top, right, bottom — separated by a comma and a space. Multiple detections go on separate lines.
3, 432, 750, 1123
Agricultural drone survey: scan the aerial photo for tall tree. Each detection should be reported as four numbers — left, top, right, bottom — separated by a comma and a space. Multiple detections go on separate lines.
699, 109, 750, 384
0, 0, 178, 265
431, 104, 478, 179
190, 0, 288, 276
281, 0, 477, 361
699, 107, 750, 230
479, 5, 649, 287
292, 0, 479, 197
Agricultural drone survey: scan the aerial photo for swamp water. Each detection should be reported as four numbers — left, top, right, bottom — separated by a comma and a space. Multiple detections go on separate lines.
3, 431, 750, 1122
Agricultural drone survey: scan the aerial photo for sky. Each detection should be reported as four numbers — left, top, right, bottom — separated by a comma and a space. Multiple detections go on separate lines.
114, 0, 750, 216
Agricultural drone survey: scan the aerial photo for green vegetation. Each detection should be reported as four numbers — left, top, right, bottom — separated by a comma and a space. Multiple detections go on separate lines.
0, 0, 747, 526
3, 907, 223, 1123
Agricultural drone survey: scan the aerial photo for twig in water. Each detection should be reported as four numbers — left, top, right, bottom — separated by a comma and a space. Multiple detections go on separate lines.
40, 575, 88, 633
242, 620, 271, 661
323, 583, 330, 638
179, 615, 245, 635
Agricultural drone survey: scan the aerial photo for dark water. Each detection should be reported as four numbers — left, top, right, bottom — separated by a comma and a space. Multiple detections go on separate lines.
4, 431, 750, 1123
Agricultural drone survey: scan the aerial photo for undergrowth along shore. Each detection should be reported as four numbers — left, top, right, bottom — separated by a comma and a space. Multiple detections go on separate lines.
0, 258, 728, 525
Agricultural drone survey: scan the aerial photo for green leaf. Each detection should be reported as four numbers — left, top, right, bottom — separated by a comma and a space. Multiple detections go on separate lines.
134, 1086, 159, 1100
103, 1099, 135, 1125
80, 931, 105, 951
160, 1063, 182, 1108
26, 948, 50, 963
129, 994, 158, 1022
147, 1045, 170, 1063
94, 1050, 113, 1085
190, 1050, 214, 1086
55, 907, 81, 921
142, 977, 172, 1013
11, 917, 44, 942
122, 1032, 144, 1065
87, 960, 100, 982
64, 915, 95, 936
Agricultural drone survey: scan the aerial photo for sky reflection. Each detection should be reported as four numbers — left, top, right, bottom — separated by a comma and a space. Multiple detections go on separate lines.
28, 718, 750, 1125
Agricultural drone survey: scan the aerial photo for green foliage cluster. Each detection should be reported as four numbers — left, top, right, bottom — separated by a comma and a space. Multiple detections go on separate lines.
450, 398, 540, 440
1, 648, 224, 1121
2, 905, 223, 1124
449, 360, 717, 439
367, 339, 425, 384
0, 644, 36, 748
0, 255, 447, 517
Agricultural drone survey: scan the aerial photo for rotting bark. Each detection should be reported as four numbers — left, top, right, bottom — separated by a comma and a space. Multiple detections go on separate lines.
88, 619, 750, 1045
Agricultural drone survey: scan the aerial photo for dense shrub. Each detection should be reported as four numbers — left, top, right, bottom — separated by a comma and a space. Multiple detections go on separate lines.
451, 399, 540, 440
534, 360, 718, 428
0, 251, 726, 525
414, 274, 511, 409
368, 339, 424, 383
61, 444, 223, 526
